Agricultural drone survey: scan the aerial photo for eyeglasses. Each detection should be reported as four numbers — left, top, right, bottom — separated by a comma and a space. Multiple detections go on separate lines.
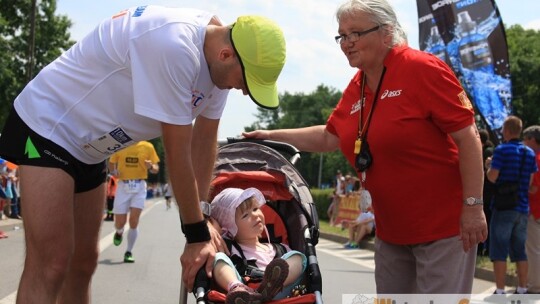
335, 25, 381, 44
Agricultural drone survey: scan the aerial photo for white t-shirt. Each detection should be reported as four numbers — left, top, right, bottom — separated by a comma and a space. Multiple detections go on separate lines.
15, 5, 228, 164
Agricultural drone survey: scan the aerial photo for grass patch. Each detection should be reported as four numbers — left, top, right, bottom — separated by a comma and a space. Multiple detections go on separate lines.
476, 255, 517, 275
319, 219, 348, 238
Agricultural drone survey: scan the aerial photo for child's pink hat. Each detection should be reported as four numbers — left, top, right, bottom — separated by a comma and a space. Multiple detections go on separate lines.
210, 187, 266, 238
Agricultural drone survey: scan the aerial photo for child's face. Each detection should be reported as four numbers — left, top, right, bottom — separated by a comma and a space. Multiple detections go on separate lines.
234, 197, 265, 240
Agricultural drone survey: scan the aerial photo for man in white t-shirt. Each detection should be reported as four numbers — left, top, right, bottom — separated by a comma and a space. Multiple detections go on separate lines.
0, 5, 286, 302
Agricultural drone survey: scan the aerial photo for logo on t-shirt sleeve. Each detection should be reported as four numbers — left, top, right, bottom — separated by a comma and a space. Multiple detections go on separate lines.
458, 91, 473, 109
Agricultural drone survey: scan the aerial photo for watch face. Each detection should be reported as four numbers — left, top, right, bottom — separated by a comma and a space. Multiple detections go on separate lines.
465, 197, 482, 205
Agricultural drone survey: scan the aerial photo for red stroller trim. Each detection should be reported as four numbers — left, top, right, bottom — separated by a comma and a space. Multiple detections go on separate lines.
211, 171, 294, 202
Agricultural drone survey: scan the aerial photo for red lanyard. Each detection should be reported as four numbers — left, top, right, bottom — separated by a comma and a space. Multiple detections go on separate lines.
354, 67, 387, 155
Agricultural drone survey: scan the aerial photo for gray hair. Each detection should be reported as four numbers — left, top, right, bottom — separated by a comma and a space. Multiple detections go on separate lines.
524, 125, 540, 144
336, 0, 407, 46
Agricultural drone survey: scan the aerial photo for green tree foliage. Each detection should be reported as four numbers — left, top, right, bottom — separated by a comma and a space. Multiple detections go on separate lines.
0, 0, 74, 125
247, 85, 355, 188
506, 25, 540, 127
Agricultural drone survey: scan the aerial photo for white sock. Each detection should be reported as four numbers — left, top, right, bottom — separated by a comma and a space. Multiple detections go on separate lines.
126, 228, 138, 252
516, 286, 528, 294
116, 228, 124, 235
495, 288, 506, 294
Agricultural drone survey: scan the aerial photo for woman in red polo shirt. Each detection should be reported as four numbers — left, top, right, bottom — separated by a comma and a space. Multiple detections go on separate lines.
244, 0, 487, 294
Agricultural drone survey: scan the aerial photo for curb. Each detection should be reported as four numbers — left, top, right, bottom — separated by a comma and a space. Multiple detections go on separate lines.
0, 218, 23, 233
319, 232, 517, 285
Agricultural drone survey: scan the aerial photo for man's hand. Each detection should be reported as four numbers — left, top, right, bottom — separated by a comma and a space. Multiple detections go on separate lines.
207, 218, 229, 255
460, 205, 488, 252
180, 241, 216, 291
144, 159, 153, 170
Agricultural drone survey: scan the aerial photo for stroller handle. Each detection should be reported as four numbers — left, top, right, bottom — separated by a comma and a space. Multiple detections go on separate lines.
218, 137, 302, 165
193, 266, 210, 303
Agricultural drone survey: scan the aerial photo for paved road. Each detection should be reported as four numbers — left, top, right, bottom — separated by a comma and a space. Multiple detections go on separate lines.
0, 198, 500, 303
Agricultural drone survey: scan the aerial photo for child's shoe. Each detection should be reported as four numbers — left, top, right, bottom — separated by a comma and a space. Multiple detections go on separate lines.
226, 283, 262, 304
257, 258, 289, 301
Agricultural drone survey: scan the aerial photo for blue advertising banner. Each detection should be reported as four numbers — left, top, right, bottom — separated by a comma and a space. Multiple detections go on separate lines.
417, 0, 512, 140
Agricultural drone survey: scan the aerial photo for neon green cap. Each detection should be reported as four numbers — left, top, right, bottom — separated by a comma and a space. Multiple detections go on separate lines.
230, 15, 286, 109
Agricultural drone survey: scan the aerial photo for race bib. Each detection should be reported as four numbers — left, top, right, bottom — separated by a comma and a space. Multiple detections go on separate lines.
123, 180, 142, 193
82, 126, 134, 159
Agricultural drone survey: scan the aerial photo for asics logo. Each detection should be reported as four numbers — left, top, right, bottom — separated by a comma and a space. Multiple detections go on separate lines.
380, 89, 402, 99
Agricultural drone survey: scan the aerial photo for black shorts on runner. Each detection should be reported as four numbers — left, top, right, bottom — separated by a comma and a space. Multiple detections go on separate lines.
0, 107, 106, 193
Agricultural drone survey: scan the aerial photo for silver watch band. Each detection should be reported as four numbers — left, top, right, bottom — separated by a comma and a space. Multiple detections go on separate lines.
200, 201, 211, 216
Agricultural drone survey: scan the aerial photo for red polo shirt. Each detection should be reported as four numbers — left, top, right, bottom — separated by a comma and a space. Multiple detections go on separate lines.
327, 45, 474, 244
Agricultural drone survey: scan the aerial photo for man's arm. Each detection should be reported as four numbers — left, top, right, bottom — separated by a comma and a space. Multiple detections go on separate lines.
145, 143, 161, 174
485, 156, 499, 183
160, 122, 215, 290
191, 116, 219, 201
144, 159, 159, 174
161, 123, 204, 224
450, 124, 488, 252
191, 116, 229, 252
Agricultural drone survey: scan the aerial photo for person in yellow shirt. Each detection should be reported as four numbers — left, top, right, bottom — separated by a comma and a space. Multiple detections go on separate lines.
108, 141, 159, 263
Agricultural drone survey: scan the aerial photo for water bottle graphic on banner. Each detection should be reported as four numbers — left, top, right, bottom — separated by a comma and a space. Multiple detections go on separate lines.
425, 25, 448, 64
416, 0, 513, 142
456, 11, 494, 73
445, 9, 510, 136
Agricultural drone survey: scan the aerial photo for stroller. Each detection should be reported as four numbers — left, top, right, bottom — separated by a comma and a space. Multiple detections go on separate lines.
179, 139, 323, 304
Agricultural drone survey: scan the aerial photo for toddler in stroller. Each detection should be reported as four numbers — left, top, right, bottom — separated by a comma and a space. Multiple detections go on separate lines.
210, 187, 307, 304
181, 139, 323, 304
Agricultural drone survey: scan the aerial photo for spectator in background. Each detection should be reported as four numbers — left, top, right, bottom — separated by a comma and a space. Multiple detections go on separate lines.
485, 116, 537, 295
328, 170, 345, 224
523, 125, 540, 294
0, 158, 8, 239
109, 141, 159, 263
1, 166, 13, 219
344, 174, 355, 194
342, 205, 375, 249
163, 182, 174, 210
0, 179, 7, 235
104, 174, 117, 221
479, 128, 495, 256
335, 170, 345, 195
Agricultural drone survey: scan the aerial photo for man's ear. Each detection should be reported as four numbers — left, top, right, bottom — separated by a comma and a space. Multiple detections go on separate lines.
218, 47, 236, 62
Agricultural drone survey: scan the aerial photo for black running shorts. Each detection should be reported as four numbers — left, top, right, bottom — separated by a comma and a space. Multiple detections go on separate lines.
0, 107, 106, 193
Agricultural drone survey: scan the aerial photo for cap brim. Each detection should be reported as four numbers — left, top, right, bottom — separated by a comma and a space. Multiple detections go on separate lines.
243, 70, 279, 110
229, 24, 280, 110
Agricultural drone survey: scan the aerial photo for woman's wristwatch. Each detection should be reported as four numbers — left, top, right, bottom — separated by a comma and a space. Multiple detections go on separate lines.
463, 197, 483, 206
